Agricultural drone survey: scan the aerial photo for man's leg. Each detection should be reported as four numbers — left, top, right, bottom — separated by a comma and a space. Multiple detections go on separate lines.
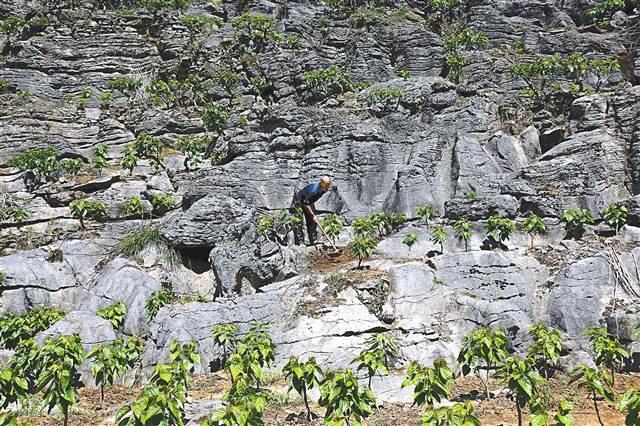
289, 200, 304, 245
306, 204, 318, 244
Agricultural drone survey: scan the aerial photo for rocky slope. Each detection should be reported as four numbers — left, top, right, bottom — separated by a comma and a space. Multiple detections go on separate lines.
1, 0, 640, 409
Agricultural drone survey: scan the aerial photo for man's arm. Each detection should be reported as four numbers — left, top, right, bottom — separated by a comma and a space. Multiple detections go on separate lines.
303, 204, 318, 223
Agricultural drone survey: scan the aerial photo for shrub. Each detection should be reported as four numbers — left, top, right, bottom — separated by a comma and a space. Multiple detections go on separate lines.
121, 196, 144, 219
415, 205, 437, 227
213, 69, 239, 97
527, 324, 563, 380
76, 87, 93, 107
620, 388, 640, 426
61, 158, 83, 176
303, 65, 353, 99
8, 147, 60, 187
116, 227, 161, 257
366, 87, 405, 112
283, 356, 323, 421
145, 76, 208, 109
175, 135, 210, 170
318, 369, 376, 425
351, 333, 397, 387
368, 212, 390, 236
225, 322, 276, 387
120, 145, 138, 175
201, 103, 229, 133
92, 144, 109, 175
511, 54, 561, 105
453, 218, 472, 251
144, 290, 175, 320
97, 301, 127, 330
458, 327, 509, 399
388, 212, 407, 230
569, 365, 614, 426
422, 401, 481, 426
401, 359, 453, 407
100, 90, 113, 107
590, 57, 620, 91
249, 76, 273, 101
181, 14, 215, 33
403, 232, 419, 250
351, 236, 377, 268
352, 217, 376, 238
603, 203, 627, 234
138, 0, 190, 12
0, 16, 27, 35
442, 28, 486, 83
584, 327, 629, 386
0, 306, 66, 350
521, 214, 546, 248
499, 356, 546, 426
464, 191, 476, 200
88, 336, 144, 403
560, 209, 594, 239
321, 214, 344, 245
485, 216, 515, 247
133, 134, 165, 172
69, 199, 108, 228
231, 13, 278, 50
204, 375, 266, 425
36, 334, 85, 426
430, 225, 447, 252
587, 0, 625, 27
108, 76, 141, 92
151, 194, 175, 215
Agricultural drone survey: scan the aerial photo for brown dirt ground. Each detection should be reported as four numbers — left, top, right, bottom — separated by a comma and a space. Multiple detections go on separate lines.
15, 373, 640, 425
309, 246, 353, 271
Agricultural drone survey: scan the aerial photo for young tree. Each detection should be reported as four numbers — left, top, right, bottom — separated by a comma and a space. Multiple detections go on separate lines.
175, 136, 209, 171
527, 324, 563, 379
584, 327, 629, 386
144, 290, 175, 320
522, 214, 547, 249
499, 356, 546, 426
211, 323, 239, 362
569, 365, 615, 426
401, 359, 453, 408
422, 400, 481, 426
485, 216, 516, 248
431, 225, 447, 253
97, 301, 127, 330
283, 356, 323, 420
415, 204, 437, 228
92, 144, 110, 176
122, 196, 144, 219
560, 209, 594, 239
458, 327, 509, 399
369, 212, 390, 237
403, 232, 419, 251
619, 388, 640, 426
318, 369, 376, 425
88, 336, 144, 403
351, 237, 377, 269
321, 214, 344, 245
352, 333, 398, 387
453, 218, 472, 251
69, 199, 108, 229
352, 217, 376, 238
603, 203, 627, 234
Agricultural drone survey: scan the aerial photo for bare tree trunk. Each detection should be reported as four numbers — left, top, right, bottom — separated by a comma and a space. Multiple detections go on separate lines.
594, 391, 604, 426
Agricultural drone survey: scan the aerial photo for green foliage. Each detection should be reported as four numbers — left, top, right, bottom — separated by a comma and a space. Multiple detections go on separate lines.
499, 356, 546, 426
590, 58, 621, 90
388, 212, 407, 230
603, 203, 627, 234
144, 290, 175, 320
88, 336, 144, 402
485, 216, 515, 246
560, 209, 594, 239
61, 158, 83, 176
36, 334, 85, 426
204, 375, 267, 426
402, 359, 453, 407
318, 369, 376, 425
231, 13, 277, 47
416, 205, 437, 227
511, 54, 561, 105
321, 214, 344, 244
151, 194, 175, 215
175, 135, 210, 170
0, 270, 4, 285
527, 324, 563, 379
181, 14, 215, 33
303, 65, 353, 100
369, 211, 390, 236
122, 196, 145, 219
422, 400, 481, 426
430, 225, 447, 252
352, 333, 398, 387
464, 191, 476, 200
0, 366, 29, 409
145, 75, 209, 109
569, 364, 614, 426
133, 134, 165, 172
584, 327, 629, 385
521, 214, 546, 248
8, 147, 60, 186
442, 28, 486, 83
169, 340, 201, 388
283, 356, 323, 420
0, 79, 8, 94
69, 199, 108, 228
225, 322, 276, 387
0, 306, 66, 350
366, 87, 405, 112
92, 144, 110, 175
351, 236, 378, 268
619, 388, 640, 426
201, 103, 229, 133
211, 324, 239, 360
0, 16, 27, 35
97, 301, 127, 330
249, 76, 273, 101
403, 232, 419, 250
76, 87, 93, 107
348, 6, 385, 30
108, 76, 141, 92
138, 0, 191, 12
453, 218, 472, 251
213, 69, 239, 97
352, 217, 376, 238
256, 209, 303, 244
120, 145, 139, 175
100, 90, 114, 107
553, 401, 574, 426
458, 327, 509, 399
8, 206, 30, 223
587, 0, 625, 27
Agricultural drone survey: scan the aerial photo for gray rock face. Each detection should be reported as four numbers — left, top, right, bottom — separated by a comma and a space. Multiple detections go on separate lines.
444, 195, 520, 220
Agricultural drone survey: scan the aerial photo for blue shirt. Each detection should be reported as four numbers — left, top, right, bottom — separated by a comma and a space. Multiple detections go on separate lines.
295, 182, 327, 206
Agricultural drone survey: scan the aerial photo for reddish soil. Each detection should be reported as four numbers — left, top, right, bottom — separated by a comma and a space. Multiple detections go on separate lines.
309, 246, 353, 271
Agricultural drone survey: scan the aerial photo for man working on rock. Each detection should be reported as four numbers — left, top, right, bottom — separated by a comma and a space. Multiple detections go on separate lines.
291, 176, 332, 245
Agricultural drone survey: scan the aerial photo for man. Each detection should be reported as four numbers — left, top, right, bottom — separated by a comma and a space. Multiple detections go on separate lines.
291, 176, 331, 245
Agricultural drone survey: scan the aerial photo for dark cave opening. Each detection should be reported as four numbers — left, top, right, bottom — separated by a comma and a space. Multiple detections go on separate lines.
176, 246, 212, 274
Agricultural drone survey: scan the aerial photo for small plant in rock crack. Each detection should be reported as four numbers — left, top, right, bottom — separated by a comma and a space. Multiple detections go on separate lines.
561, 209, 594, 239
36, 334, 85, 426
388, 212, 407, 231
8, 205, 30, 223
151, 194, 175, 216
88, 335, 144, 403
422, 400, 482, 426
352, 333, 398, 387
231, 12, 278, 51
92, 144, 109, 176
498, 356, 546, 426
211, 323, 239, 363
108, 76, 141, 92
369, 211, 390, 237
527, 323, 563, 380
201, 103, 229, 134
213, 68, 239, 98
453, 218, 472, 251
133, 134, 165, 173
415, 204, 437, 228
120, 145, 138, 175
620, 388, 640, 426
69, 199, 108, 229
430, 225, 447, 253
603, 203, 627, 234
175, 135, 211, 170
521, 214, 546, 249
401, 359, 453, 408
97, 301, 127, 330
352, 217, 376, 238
318, 369, 376, 425
485, 216, 515, 248
366, 87, 405, 113
403, 232, 419, 250
321, 214, 344, 245
122, 196, 145, 219
0, 16, 27, 35
61, 158, 84, 176
458, 326, 509, 400
144, 290, 175, 320
587, 0, 626, 29
511, 54, 561, 106
8, 147, 60, 188
249, 76, 273, 102
569, 365, 614, 426
283, 356, 323, 421
584, 327, 629, 386
303, 65, 353, 100
351, 237, 377, 269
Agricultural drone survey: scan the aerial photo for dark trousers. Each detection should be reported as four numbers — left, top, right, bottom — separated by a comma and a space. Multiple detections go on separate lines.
290, 199, 317, 244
